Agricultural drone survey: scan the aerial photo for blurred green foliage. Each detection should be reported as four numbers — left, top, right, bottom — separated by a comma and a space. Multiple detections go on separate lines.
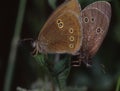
1, 0, 120, 91
48, 0, 57, 9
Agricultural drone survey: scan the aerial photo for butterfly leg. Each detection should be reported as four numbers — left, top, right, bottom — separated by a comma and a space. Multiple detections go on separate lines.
71, 59, 81, 67
31, 48, 38, 55
82, 59, 92, 67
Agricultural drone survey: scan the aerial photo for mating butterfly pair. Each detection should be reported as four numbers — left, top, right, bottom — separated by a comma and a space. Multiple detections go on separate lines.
32, 0, 111, 66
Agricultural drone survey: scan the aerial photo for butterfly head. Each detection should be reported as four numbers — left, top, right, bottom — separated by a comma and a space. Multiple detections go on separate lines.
32, 40, 43, 55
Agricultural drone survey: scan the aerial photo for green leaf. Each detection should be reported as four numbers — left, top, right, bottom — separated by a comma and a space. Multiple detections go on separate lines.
53, 58, 71, 89
33, 54, 45, 66
54, 59, 66, 74
58, 66, 71, 89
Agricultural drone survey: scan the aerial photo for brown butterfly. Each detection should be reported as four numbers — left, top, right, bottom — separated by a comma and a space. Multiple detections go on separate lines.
32, 0, 83, 55
72, 1, 112, 66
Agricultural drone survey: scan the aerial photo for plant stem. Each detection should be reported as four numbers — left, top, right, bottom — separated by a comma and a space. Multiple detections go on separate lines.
116, 76, 120, 91
3, 0, 27, 91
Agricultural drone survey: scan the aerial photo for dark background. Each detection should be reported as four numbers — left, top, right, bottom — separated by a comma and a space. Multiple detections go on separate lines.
0, 0, 120, 91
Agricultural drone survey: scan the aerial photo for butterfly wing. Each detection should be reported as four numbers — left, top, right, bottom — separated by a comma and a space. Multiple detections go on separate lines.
40, 0, 81, 28
38, 0, 82, 54
81, 8, 111, 58
85, 1, 111, 20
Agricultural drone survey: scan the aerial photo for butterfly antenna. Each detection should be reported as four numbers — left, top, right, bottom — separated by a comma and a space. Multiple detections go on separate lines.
19, 38, 34, 43
18, 38, 36, 52
19, 38, 34, 46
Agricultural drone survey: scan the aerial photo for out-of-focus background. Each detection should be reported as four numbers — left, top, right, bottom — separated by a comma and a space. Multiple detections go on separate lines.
0, 0, 120, 91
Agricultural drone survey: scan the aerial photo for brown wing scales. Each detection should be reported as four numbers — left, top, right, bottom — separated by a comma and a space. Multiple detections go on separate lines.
81, 8, 110, 57
38, 11, 82, 54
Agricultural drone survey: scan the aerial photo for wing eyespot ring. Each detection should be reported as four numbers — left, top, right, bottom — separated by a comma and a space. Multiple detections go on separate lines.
83, 17, 89, 23
91, 17, 95, 23
69, 36, 74, 41
69, 28, 74, 33
56, 19, 64, 29
56, 19, 62, 24
96, 27, 104, 34
69, 44, 74, 48
58, 22, 64, 28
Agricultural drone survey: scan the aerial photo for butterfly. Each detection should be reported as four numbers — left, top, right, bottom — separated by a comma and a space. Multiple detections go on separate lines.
22, 0, 111, 67
32, 0, 83, 55
72, 1, 111, 66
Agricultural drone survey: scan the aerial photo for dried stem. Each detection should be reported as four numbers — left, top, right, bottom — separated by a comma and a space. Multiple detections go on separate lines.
3, 0, 27, 91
